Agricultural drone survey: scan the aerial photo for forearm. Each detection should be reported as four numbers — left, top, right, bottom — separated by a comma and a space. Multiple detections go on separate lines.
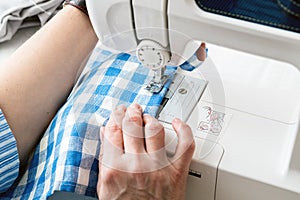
0, 5, 98, 167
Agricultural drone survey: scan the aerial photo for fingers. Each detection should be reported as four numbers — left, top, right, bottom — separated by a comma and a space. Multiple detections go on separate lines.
196, 42, 206, 61
143, 114, 165, 153
122, 104, 145, 154
99, 126, 105, 164
100, 126, 105, 142
104, 105, 126, 154
98, 126, 105, 187
171, 118, 195, 169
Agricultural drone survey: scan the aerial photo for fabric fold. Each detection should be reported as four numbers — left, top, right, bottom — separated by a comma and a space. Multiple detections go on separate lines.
0, 0, 63, 43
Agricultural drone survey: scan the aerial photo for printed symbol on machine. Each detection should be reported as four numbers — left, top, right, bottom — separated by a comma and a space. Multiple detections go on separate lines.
198, 106, 225, 135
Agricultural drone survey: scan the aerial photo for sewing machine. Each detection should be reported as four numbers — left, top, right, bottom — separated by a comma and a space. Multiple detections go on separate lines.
85, 0, 300, 199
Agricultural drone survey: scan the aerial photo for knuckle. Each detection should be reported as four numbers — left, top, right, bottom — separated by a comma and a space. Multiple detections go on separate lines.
187, 140, 196, 154
106, 124, 120, 132
124, 112, 142, 123
155, 171, 167, 183
180, 124, 193, 139
128, 103, 142, 110
182, 137, 194, 148
132, 172, 147, 181
181, 123, 192, 133
124, 115, 143, 127
125, 105, 142, 123
132, 172, 150, 187
190, 140, 196, 151
101, 169, 117, 184
181, 139, 195, 158
128, 115, 142, 123
179, 132, 194, 147
145, 120, 163, 132
173, 169, 184, 181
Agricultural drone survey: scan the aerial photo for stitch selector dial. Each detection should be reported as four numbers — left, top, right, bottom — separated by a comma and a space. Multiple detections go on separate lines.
136, 40, 170, 70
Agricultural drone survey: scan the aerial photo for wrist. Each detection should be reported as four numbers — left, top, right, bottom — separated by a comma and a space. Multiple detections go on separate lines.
63, 0, 88, 16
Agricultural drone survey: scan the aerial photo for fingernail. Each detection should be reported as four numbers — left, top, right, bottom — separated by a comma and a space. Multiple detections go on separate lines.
172, 118, 181, 129
200, 42, 206, 49
173, 118, 181, 123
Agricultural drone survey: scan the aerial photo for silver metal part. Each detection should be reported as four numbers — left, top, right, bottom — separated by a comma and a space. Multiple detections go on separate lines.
145, 68, 169, 93
137, 40, 171, 93
158, 73, 207, 123
153, 67, 165, 83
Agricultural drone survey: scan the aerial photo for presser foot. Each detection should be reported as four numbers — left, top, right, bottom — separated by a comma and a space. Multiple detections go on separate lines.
145, 74, 169, 93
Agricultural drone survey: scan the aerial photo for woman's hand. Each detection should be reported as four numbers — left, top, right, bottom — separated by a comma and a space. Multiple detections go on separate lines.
97, 104, 195, 200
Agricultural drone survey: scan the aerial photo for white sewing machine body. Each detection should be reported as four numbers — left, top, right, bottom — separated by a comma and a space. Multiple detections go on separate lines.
86, 0, 300, 199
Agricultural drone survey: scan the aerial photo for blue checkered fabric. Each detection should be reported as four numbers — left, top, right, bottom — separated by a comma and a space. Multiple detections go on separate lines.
180, 48, 208, 71
0, 109, 20, 194
0, 45, 202, 199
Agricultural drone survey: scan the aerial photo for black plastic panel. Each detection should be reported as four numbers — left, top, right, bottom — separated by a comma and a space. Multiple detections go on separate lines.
195, 0, 300, 33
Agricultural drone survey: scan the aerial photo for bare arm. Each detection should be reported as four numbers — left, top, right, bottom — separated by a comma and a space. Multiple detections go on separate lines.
0, 6, 98, 168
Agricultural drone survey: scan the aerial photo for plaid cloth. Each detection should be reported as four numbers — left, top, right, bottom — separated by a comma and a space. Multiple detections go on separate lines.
0, 109, 20, 193
0, 44, 201, 199
180, 48, 208, 71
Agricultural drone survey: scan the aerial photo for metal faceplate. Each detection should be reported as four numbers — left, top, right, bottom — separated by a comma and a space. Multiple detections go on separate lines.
158, 74, 225, 200
157, 73, 207, 123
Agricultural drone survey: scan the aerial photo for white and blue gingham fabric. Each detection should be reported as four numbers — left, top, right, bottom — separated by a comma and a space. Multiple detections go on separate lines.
0, 45, 202, 199
0, 109, 20, 194
180, 47, 208, 71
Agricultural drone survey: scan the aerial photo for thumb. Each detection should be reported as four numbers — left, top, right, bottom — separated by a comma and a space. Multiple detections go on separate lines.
171, 118, 195, 169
